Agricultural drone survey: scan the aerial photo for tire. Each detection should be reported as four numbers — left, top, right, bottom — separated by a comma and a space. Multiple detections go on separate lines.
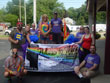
5, 32, 9, 35
99, 30, 103, 32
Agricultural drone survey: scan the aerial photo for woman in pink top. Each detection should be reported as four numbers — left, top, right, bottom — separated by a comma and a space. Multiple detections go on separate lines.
76, 27, 94, 63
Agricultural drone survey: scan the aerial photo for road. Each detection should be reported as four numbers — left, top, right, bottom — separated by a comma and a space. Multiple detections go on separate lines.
0, 39, 83, 83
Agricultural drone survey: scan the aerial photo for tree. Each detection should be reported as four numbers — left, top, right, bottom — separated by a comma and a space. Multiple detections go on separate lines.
96, 11, 106, 24
1, 0, 106, 26
0, 10, 4, 22
0, 8, 7, 22
67, 4, 88, 25
67, 7, 78, 21
77, 16, 86, 25
67, 3, 106, 25
26, 0, 65, 24
4, 14, 18, 26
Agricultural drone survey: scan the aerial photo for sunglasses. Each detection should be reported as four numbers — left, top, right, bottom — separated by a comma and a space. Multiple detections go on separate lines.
12, 52, 18, 55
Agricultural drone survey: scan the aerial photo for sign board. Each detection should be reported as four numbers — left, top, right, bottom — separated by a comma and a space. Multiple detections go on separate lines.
25, 44, 79, 72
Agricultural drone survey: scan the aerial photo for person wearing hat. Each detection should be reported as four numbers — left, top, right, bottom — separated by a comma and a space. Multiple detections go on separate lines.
50, 12, 63, 44
8, 21, 30, 59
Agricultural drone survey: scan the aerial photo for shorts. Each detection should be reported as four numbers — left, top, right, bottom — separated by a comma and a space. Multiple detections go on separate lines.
80, 67, 98, 78
40, 35, 49, 41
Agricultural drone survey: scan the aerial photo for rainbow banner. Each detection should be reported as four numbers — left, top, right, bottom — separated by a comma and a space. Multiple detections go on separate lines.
25, 44, 79, 72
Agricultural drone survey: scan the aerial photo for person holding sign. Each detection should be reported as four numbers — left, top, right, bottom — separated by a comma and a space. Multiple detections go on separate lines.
39, 14, 51, 44
8, 21, 30, 59
4, 48, 27, 83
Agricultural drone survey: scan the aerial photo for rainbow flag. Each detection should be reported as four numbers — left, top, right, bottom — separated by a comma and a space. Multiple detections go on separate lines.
63, 20, 69, 41
17, 64, 22, 72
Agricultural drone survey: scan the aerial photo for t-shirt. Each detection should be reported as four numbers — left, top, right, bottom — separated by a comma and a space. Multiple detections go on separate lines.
9, 29, 27, 49
76, 32, 85, 41
51, 18, 62, 33
85, 53, 100, 70
5, 56, 23, 71
30, 29, 38, 35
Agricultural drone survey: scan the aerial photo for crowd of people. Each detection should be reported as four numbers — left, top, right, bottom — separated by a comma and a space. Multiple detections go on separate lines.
4, 12, 100, 83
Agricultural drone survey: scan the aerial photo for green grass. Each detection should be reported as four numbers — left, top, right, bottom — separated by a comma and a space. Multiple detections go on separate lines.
0, 35, 9, 39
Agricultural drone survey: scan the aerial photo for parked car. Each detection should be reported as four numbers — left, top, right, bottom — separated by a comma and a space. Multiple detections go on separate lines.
4, 27, 18, 35
4, 28, 13, 35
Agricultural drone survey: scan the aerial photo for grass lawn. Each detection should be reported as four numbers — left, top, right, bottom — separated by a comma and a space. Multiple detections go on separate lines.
0, 35, 9, 39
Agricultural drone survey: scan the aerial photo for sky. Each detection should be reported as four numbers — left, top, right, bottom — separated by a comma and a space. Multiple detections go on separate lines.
0, 0, 86, 9
58, 0, 86, 9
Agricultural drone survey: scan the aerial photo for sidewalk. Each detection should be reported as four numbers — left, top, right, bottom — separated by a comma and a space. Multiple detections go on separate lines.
91, 74, 110, 83
91, 39, 110, 83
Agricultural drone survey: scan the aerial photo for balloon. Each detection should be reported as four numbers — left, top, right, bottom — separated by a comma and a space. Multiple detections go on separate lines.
29, 35, 39, 43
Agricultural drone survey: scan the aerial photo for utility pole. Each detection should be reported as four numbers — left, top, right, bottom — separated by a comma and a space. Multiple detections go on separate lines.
24, 0, 27, 26
33, 0, 37, 27
19, 0, 21, 22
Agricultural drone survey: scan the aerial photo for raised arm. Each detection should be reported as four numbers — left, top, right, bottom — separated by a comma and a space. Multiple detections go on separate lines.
74, 60, 86, 74
75, 35, 84, 44
26, 34, 31, 44
8, 31, 19, 44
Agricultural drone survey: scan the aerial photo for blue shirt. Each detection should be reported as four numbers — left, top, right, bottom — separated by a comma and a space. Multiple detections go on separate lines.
51, 18, 62, 33
30, 29, 38, 35
76, 32, 85, 41
85, 53, 100, 70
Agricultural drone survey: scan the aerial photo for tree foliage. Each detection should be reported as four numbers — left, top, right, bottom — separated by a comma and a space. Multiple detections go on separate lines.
4, 14, 18, 26
67, 4, 106, 25
67, 4, 88, 25
0, 0, 106, 26
26, 0, 65, 24
96, 11, 106, 24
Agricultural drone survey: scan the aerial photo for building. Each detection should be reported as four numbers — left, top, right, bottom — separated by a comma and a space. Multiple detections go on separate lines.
62, 17, 76, 25
87, 0, 110, 74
